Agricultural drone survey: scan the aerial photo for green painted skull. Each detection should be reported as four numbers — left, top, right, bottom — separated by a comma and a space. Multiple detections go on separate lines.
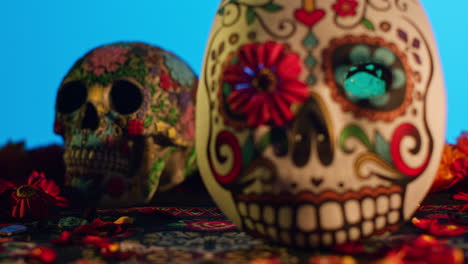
54, 42, 197, 207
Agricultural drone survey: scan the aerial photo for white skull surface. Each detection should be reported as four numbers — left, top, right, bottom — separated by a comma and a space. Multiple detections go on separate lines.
196, 0, 446, 248
54, 42, 197, 208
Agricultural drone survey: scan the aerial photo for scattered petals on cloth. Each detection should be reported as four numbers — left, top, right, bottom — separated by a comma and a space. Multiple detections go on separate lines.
50, 231, 73, 245
27, 247, 57, 263
249, 258, 281, 264
310, 255, 357, 264
82, 235, 111, 248
453, 192, 468, 201
100, 243, 135, 261
8, 171, 68, 219
412, 217, 465, 237
332, 241, 365, 255
374, 235, 464, 264
74, 218, 129, 237
67, 259, 106, 264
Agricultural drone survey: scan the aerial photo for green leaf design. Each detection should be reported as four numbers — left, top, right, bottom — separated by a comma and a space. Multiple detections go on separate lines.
361, 18, 375, 31
340, 124, 372, 153
246, 7, 257, 25
184, 147, 197, 178
262, 3, 282, 12
218, 7, 225, 15
143, 115, 153, 128
223, 83, 232, 97
242, 136, 255, 169
374, 132, 392, 164
257, 132, 271, 153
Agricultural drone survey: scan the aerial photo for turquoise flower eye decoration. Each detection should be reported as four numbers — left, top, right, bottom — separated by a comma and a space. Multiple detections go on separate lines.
344, 63, 388, 99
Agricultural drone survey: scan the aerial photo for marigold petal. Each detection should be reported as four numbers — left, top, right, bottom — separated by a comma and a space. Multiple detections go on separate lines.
277, 53, 302, 80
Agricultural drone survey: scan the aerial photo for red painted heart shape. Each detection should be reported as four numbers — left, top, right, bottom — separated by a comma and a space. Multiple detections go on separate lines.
294, 9, 326, 27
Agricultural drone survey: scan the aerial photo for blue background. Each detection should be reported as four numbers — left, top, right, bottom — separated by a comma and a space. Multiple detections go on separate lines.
1, 1, 465, 148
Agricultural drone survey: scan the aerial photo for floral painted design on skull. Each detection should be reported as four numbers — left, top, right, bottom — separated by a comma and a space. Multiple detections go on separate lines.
54, 42, 197, 207
197, 0, 446, 248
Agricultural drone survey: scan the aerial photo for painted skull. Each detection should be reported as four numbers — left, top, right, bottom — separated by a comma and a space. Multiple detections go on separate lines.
54, 42, 197, 207
196, 0, 446, 247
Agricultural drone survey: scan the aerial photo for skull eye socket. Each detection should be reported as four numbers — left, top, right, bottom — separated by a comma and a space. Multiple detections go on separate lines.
110, 80, 143, 115
56, 80, 87, 114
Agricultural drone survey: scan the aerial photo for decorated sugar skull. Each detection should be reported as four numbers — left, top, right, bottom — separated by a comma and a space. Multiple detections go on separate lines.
196, 0, 446, 247
54, 42, 197, 207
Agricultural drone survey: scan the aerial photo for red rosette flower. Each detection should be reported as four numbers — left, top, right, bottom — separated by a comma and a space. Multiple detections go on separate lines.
223, 41, 308, 127
126, 119, 144, 136
9, 171, 68, 219
332, 0, 359, 17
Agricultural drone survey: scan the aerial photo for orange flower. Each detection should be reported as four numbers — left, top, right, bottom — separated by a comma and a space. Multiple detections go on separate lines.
456, 131, 468, 155
430, 144, 468, 192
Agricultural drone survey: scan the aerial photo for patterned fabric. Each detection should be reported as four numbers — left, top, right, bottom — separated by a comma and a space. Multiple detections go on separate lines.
0, 191, 467, 263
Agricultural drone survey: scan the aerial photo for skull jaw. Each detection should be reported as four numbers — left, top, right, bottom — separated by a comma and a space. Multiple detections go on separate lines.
231, 185, 405, 248
63, 136, 155, 208
63, 135, 193, 208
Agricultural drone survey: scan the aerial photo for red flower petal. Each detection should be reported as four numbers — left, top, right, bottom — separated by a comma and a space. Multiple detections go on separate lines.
0, 178, 14, 194
280, 80, 309, 103
28, 247, 57, 263
272, 93, 294, 122
82, 235, 111, 248
51, 231, 73, 245
256, 42, 267, 67
277, 53, 302, 80
239, 43, 258, 70
453, 192, 468, 201
412, 217, 465, 237
265, 41, 284, 67
428, 221, 465, 237
412, 217, 433, 230
223, 65, 252, 83
227, 89, 254, 113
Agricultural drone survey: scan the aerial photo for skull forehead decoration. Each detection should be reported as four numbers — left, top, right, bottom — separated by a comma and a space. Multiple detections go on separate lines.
54, 42, 197, 207
196, 0, 446, 247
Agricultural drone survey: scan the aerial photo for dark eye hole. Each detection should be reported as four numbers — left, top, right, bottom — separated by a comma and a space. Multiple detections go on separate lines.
56, 80, 87, 114
110, 80, 143, 115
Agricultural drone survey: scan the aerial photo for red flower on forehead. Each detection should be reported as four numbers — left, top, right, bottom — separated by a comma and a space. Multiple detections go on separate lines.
223, 41, 308, 127
332, 0, 358, 17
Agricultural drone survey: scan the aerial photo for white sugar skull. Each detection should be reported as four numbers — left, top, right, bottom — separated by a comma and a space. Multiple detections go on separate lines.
54, 42, 197, 207
196, 0, 446, 247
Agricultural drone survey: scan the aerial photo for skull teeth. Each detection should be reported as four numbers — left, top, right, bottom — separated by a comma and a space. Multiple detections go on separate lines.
64, 147, 130, 175
235, 191, 403, 247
